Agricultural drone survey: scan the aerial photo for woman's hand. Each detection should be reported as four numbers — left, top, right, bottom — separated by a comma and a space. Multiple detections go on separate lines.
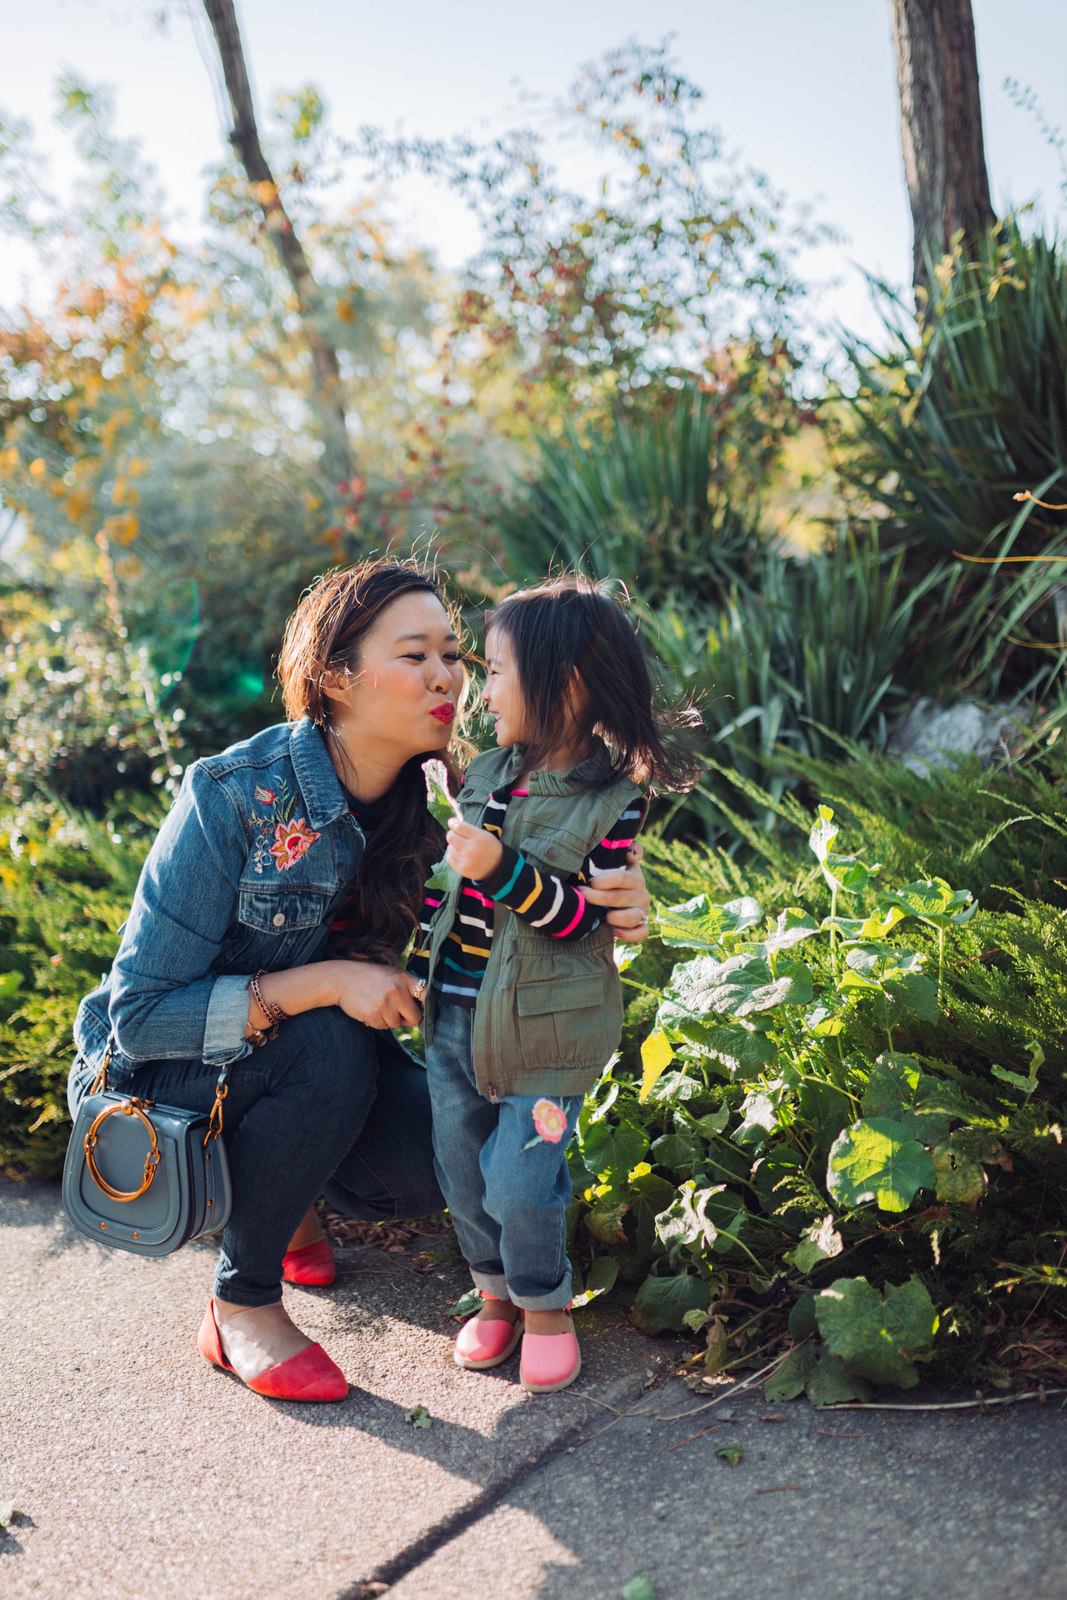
329, 960, 426, 1031
445, 815, 504, 880
584, 841, 651, 944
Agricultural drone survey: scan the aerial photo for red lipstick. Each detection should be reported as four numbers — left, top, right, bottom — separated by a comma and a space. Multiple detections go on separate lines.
430, 704, 455, 724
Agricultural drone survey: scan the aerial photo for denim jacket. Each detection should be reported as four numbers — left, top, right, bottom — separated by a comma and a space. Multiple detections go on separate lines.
74, 718, 371, 1079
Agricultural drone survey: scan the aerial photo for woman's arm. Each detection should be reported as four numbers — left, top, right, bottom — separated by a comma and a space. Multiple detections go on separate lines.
249, 961, 425, 1035
108, 764, 425, 1064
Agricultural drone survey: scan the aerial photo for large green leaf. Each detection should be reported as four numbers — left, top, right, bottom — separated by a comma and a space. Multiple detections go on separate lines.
572, 1254, 619, 1307
664, 952, 813, 1019
650, 1127, 705, 1173
631, 1270, 710, 1333
842, 944, 926, 986
654, 1180, 724, 1263
881, 878, 976, 929
883, 972, 941, 1027
826, 1118, 937, 1213
806, 1351, 874, 1406
790, 1214, 844, 1275
613, 1170, 677, 1283
654, 893, 761, 949
657, 1012, 777, 1076
764, 1342, 817, 1402
861, 1055, 955, 1144
580, 1119, 649, 1185
815, 1275, 939, 1389
734, 1089, 779, 1147
809, 805, 878, 895
933, 1129, 995, 1204
757, 907, 821, 954
584, 1197, 629, 1245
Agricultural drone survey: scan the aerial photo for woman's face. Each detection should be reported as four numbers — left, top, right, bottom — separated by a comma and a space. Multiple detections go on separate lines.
330, 590, 465, 761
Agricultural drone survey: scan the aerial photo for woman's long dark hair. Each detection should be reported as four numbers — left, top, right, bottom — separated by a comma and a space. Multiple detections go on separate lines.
486, 576, 702, 791
276, 559, 467, 964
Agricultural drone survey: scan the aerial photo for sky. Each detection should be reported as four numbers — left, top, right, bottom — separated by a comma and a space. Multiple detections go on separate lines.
0, 0, 1064, 350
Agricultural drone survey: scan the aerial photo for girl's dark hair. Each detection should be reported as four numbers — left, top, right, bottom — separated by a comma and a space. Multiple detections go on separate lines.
277, 559, 466, 964
486, 576, 702, 792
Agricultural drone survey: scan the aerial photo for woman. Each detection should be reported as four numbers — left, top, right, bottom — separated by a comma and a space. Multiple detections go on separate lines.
70, 561, 651, 1402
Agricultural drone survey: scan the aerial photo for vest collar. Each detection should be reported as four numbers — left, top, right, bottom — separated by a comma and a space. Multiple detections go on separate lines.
483, 737, 615, 796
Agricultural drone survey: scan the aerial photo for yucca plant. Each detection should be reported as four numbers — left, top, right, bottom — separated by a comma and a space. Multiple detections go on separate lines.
494, 387, 763, 610
840, 219, 1067, 696
650, 530, 929, 841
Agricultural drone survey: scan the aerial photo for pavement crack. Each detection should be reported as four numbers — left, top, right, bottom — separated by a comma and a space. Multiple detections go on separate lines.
336, 1394, 620, 1598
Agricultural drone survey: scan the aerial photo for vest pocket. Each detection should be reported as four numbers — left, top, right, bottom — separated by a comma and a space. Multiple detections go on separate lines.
515, 974, 618, 1070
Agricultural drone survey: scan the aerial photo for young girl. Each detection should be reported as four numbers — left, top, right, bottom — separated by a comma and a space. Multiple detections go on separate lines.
409, 577, 699, 1394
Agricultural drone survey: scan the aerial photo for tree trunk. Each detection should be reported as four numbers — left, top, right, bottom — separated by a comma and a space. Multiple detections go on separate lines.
889, 0, 995, 295
201, 0, 352, 490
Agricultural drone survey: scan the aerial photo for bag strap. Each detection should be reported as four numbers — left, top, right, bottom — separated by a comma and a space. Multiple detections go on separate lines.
90, 1036, 230, 1148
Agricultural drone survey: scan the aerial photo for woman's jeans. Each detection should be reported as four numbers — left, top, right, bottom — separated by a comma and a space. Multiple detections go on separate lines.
424, 1001, 583, 1311
68, 1008, 443, 1307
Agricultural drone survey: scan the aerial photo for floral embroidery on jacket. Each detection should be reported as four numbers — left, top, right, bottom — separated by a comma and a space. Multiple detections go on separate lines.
270, 816, 321, 870
247, 776, 320, 874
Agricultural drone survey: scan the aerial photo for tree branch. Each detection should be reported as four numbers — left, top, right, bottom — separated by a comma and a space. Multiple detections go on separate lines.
201, 0, 352, 489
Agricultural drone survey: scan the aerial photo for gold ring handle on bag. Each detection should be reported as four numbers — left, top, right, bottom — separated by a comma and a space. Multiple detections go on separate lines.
84, 1099, 160, 1202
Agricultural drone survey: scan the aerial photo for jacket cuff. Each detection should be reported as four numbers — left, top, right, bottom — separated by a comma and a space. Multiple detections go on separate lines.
203, 975, 255, 1067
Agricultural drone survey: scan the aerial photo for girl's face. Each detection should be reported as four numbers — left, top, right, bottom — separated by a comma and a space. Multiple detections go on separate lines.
482, 627, 532, 749
329, 591, 465, 761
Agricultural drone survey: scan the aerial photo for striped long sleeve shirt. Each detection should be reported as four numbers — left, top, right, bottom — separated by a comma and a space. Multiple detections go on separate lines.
409, 781, 646, 1008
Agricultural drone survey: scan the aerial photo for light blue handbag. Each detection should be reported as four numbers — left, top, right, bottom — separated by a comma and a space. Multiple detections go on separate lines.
62, 1044, 232, 1256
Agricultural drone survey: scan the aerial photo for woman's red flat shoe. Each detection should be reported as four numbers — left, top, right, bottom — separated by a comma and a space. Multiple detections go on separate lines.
197, 1300, 348, 1402
282, 1237, 336, 1286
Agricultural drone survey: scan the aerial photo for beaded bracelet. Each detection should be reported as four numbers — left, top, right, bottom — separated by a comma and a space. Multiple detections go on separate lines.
248, 970, 291, 1042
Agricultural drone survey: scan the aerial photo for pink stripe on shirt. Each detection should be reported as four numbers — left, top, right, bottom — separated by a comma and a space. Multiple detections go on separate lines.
555, 893, 587, 938
461, 886, 496, 909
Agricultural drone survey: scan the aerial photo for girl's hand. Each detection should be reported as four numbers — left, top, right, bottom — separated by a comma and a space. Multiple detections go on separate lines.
330, 961, 426, 1030
445, 816, 504, 880
584, 842, 650, 943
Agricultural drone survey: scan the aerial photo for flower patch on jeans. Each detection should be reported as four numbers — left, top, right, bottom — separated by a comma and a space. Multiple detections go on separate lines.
523, 1097, 568, 1149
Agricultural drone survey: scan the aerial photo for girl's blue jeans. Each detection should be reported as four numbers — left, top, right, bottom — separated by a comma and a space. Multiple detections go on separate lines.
68, 1008, 443, 1307
424, 1000, 583, 1311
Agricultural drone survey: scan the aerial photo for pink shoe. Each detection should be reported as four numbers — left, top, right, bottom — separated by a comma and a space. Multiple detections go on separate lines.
454, 1292, 524, 1370
519, 1311, 581, 1394
282, 1237, 336, 1286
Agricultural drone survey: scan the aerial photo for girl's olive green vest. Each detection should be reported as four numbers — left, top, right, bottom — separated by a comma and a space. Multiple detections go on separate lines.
422, 742, 642, 1100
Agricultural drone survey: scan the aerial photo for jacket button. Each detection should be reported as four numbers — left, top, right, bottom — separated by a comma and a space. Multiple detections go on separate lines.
272, 912, 286, 927
546, 847, 559, 861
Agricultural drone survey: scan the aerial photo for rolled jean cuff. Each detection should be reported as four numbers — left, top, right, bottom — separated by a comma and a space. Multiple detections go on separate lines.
212, 1279, 284, 1310
470, 1269, 510, 1301
499, 1270, 574, 1313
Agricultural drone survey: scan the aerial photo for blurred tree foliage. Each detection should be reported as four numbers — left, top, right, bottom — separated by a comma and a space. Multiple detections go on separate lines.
0, 44, 824, 806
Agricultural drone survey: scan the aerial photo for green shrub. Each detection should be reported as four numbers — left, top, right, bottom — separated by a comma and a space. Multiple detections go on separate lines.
573, 750, 1067, 1394
494, 387, 765, 612
649, 530, 933, 842
0, 801, 158, 1177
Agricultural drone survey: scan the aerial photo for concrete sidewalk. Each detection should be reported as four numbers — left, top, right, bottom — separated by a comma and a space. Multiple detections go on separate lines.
2, 1177, 1065, 1600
